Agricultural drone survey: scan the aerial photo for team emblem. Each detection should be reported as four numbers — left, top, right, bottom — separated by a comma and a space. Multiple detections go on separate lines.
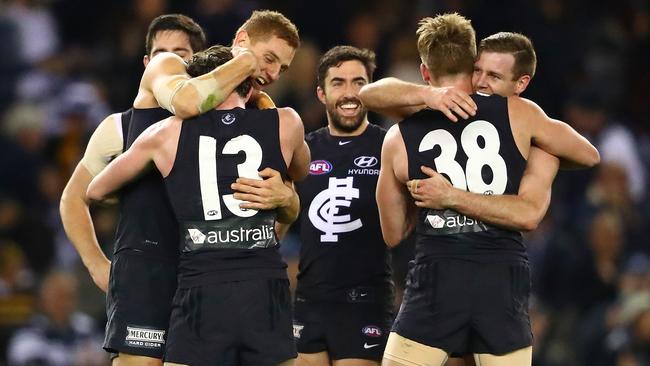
308, 177, 362, 242
221, 113, 236, 125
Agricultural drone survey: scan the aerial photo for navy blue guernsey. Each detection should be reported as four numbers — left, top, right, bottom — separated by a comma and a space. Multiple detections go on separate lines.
295, 124, 394, 303
165, 107, 289, 288
399, 94, 527, 263
113, 107, 179, 260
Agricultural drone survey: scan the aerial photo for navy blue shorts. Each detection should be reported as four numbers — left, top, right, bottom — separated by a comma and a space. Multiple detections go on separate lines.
392, 259, 533, 355
103, 252, 177, 358
293, 295, 394, 361
165, 279, 296, 366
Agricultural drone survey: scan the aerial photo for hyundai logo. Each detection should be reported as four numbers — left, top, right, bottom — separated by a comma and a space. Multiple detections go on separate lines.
353, 156, 378, 168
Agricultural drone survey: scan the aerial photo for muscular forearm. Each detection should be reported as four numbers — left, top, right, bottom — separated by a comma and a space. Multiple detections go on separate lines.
445, 189, 546, 231
276, 184, 300, 224
170, 52, 257, 118
359, 77, 426, 120
60, 166, 110, 272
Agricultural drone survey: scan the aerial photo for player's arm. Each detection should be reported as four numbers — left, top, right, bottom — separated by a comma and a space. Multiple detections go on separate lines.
408, 148, 559, 231
142, 51, 258, 119
232, 168, 300, 224
278, 107, 311, 182
60, 114, 123, 292
509, 96, 600, 169
87, 121, 166, 201
377, 125, 417, 246
359, 77, 477, 122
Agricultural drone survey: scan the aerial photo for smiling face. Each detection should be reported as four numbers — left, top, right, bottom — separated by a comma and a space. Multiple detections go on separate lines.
472, 51, 530, 96
234, 32, 296, 90
317, 59, 369, 135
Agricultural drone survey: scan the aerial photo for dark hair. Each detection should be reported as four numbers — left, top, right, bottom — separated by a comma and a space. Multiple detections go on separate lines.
238, 10, 300, 49
145, 14, 207, 56
317, 45, 376, 89
478, 32, 536, 79
186, 45, 252, 98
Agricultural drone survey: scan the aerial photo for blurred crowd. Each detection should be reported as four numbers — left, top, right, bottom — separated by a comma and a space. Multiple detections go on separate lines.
0, 0, 648, 365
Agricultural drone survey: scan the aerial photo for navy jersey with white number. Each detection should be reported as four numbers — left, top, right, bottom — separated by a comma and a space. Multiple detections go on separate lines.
399, 94, 527, 262
295, 124, 393, 302
165, 107, 289, 288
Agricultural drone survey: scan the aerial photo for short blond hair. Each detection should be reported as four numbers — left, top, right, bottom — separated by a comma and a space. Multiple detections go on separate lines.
417, 13, 476, 78
238, 10, 300, 49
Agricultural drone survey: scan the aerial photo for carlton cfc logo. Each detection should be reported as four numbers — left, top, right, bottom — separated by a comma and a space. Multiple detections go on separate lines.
309, 160, 333, 175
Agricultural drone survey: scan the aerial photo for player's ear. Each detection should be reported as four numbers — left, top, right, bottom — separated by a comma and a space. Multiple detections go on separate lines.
514, 74, 531, 95
316, 86, 326, 105
143, 55, 150, 67
420, 63, 431, 83
233, 30, 250, 47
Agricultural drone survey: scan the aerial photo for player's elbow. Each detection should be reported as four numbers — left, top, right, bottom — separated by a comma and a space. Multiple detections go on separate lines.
381, 227, 405, 248
85, 184, 105, 203
516, 208, 544, 232
170, 100, 197, 120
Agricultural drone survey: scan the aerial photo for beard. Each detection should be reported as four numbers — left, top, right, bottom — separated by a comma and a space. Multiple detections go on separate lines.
326, 97, 368, 133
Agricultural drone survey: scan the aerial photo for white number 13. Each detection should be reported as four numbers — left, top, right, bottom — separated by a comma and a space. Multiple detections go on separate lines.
199, 135, 263, 220
418, 120, 507, 194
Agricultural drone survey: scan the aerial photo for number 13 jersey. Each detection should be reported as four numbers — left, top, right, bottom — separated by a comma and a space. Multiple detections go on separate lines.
165, 107, 289, 288
296, 124, 393, 302
399, 94, 528, 263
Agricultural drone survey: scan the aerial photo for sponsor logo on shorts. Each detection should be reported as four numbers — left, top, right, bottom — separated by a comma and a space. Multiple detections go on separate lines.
309, 160, 333, 175
125, 326, 165, 349
293, 324, 304, 339
362, 325, 382, 337
221, 113, 236, 125
364, 342, 381, 349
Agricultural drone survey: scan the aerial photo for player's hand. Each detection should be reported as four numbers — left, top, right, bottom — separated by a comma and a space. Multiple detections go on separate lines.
425, 86, 477, 122
231, 168, 293, 210
88, 258, 110, 293
250, 90, 276, 109
407, 166, 453, 209
231, 46, 261, 78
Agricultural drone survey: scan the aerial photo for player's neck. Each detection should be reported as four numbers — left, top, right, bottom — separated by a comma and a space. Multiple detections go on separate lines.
215, 93, 246, 110
327, 119, 369, 137
429, 74, 473, 94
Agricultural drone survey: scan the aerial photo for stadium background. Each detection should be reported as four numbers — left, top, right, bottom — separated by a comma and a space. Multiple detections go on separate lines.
0, 0, 648, 365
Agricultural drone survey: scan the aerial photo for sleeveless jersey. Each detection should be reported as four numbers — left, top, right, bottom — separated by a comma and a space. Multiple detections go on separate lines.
165, 107, 289, 288
295, 123, 393, 302
399, 94, 527, 263
113, 107, 179, 260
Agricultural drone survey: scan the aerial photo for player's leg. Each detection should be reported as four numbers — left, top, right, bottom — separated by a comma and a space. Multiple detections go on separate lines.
333, 358, 379, 366
115, 354, 162, 366
295, 351, 330, 366
382, 332, 449, 366
473, 346, 532, 366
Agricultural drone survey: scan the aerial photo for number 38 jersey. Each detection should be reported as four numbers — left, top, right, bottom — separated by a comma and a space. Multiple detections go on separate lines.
296, 124, 393, 302
399, 94, 527, 262
165, 107, 289, 288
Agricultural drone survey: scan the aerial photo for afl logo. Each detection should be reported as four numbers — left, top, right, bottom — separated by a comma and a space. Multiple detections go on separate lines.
354, 156, 378, 168
362, 325, 382, 337
309, 160, 333, 175
221, 113, 236, 125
